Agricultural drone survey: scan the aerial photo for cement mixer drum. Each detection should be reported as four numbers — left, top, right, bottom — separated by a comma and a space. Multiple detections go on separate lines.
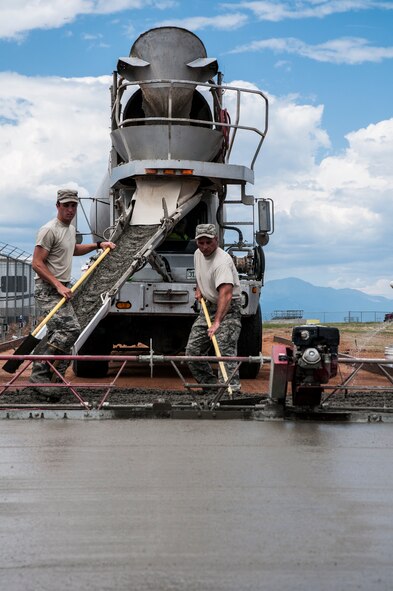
117, 26, 218, 118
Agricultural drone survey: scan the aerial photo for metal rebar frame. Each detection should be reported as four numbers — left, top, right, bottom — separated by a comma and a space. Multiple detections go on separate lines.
2, 353, 393, 418
296, 356, 393, 405
0, 352, 263, 410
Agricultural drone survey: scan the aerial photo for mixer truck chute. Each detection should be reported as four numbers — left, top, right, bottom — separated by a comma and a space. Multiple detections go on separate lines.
71, 26, 273, 379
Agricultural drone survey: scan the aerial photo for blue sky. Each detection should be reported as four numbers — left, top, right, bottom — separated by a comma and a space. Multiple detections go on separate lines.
0, 0, 392, 296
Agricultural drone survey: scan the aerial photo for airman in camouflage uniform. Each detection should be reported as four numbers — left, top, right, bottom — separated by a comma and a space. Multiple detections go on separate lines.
30, 189, 115, 401
29, 280, 81, 387
186, 299, 242, 391
185, 224, 242, 395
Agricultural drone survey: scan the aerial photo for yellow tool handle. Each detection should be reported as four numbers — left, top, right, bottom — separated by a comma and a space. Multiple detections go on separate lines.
32, 247, 111, 337
200, 297, 233, 398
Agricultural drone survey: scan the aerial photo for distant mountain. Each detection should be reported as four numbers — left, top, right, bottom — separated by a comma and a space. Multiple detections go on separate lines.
261, 277, 393, 323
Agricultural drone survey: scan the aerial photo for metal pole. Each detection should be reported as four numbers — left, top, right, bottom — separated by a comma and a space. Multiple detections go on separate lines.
5, 256, 9, 324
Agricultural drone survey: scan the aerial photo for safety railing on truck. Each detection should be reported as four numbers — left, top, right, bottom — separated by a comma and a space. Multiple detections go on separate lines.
112, 79, 269, 171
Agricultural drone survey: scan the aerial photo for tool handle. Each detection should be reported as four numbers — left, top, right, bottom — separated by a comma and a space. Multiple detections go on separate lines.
31, 247, 111, 337
200, 298, 233, 397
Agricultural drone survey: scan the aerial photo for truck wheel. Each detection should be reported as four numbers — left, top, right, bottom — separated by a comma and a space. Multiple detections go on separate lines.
73, 329, 112, 378
238, 305, 262, 379
73, 357, 109, 379
253, 245, 265, 281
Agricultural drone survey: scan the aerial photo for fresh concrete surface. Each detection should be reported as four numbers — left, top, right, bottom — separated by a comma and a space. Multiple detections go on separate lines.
1, 420, 393, 590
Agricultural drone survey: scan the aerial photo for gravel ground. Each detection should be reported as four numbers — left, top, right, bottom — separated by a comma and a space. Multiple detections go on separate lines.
0, 385, 266, 406
322, 390, 393, 409
1, 385, 392, 410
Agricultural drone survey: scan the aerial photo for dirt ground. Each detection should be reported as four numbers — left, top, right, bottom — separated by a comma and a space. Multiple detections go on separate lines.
1, 322, 393, 403
263, 321, 393, 357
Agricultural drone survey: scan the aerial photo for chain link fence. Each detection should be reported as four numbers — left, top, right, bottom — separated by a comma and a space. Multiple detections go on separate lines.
265, 309, 392, 324
0, 242, 35, 340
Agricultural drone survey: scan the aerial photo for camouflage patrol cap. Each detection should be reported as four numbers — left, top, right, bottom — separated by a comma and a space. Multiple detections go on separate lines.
195, 224, 217, 239
57, 189, 79, 204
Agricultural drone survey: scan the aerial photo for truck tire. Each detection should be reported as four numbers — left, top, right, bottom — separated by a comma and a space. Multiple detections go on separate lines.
254, 245, 265, 281
73, 357, 109, 379
73, 328, 112, 378
238, 305, 262, 379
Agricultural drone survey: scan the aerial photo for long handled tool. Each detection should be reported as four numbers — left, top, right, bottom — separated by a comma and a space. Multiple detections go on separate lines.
200, 297, 233, 399
3, 247, 111, 374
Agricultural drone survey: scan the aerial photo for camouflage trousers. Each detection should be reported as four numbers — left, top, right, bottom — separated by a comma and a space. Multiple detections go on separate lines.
30, 280, 81, 384
185, 300, 242, 392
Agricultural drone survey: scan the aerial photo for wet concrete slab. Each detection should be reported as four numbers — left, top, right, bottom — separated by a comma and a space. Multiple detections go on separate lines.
1, 421, 393, 590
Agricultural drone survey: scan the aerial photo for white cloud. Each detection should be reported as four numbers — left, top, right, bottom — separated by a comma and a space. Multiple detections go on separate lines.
155, 13, 249, 31
154, 1, 178, 7
261, 115, 393, 293
230, 36, 393, 64
0, 1, 87, 39
345, 119, 393, 175
361, 278, 393, 297
0, 0, 173, 39
224, 83, 330, 189
221, 0, 393, 22
0, 72, 111, 252
94, 0, 147, 11
2, 0, 391, 42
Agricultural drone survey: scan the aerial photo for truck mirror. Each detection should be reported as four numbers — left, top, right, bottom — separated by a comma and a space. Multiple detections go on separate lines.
256, 198, 274, 246
257, 199, 272, 233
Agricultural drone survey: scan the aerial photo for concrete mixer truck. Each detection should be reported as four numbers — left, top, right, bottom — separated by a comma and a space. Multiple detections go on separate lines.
71, 26, 273, 379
